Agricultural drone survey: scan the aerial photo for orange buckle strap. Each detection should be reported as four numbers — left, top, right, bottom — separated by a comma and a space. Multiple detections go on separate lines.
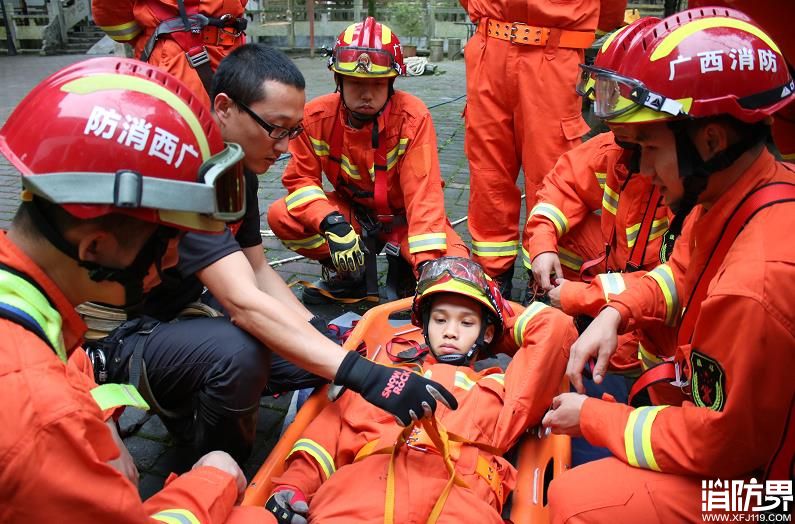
475, 455, 504, 503
202, 24, 244, 47
486, 19, 595, 49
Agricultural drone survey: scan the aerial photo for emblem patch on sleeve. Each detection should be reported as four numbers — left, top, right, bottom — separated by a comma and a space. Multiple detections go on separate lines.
690, 350, 726, 411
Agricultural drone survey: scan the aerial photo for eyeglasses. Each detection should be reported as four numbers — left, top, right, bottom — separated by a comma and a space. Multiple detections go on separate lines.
234, 99, 304, 140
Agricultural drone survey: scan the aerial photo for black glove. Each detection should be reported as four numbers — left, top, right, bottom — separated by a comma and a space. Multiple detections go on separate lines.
333, 351, 459, 426
320, 212, 366, 273
265, 485, 309, 524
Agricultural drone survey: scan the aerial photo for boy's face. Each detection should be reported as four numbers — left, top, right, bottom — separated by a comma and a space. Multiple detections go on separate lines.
341, 76, 390, 117
427, 293, 494, 359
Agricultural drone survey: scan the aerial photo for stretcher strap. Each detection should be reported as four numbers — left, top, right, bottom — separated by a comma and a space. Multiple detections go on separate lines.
385, 336, 428, 363
627, 360, 676, 407
289, 280, 379, 304
677, 183, 795, 346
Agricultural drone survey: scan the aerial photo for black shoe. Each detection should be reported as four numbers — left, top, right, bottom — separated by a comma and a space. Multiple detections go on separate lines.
301, 266, 371, 305
493, 266, 514, 301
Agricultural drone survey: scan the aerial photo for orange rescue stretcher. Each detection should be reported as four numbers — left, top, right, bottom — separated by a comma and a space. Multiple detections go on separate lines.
242, 297, 570, 523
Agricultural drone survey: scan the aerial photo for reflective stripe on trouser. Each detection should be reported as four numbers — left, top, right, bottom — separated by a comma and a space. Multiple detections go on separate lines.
268, 191, 469, 266
466, 32, 587, 277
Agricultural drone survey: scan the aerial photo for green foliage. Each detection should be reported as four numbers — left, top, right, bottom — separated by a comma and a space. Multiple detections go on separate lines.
390, 1, 426, 40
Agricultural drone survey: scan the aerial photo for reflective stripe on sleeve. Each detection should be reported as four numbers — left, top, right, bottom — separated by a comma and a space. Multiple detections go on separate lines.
513, 302, 549, 346
558, 247, 584, 272
99, 21, 142, 42
340, 154, 361, 180
638, 342, 663, 371
282, 234, 326, 251
530, 203, 569, 237
408, 232, 447, 253
521, 247, 533, 271
646, 264, 679, 326
471, 240, 519, 258
598, 273, 626, 302
623, 405, 669, 471
309, 136, 330, 156
285, 185, 327, 211
288, 438, 336, 479
594, 171, 607, 190
454, 371, 476, 391
150, 509, 200, 524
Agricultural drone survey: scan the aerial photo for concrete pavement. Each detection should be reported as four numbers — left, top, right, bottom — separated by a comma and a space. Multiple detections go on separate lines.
0, 51, 530, 499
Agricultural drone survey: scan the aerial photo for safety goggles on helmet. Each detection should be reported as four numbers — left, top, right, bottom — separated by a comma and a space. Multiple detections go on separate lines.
23, 142, 246, 224
331, 46, 398, 76
413, 257, 505, 328
575, 63, 598, 100
587, 66, 686, 121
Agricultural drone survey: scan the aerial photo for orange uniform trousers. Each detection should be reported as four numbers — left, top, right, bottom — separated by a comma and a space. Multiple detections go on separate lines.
464, 28, 592, 277
268, 190, 470, 266
548, 457, 701, 523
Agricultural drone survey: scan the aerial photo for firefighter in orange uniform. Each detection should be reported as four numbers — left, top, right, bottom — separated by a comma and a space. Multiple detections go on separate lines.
263, 257, 576, 523
92, 0, 249, 107
459, 0, 627, 296
0, 58, 274, 523
541, 10, 795, 521
268, 18, 468, 304
524, 18, 671, 374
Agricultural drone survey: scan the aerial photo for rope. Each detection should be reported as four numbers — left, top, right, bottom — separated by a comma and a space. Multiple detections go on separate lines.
404, 56, 429, 76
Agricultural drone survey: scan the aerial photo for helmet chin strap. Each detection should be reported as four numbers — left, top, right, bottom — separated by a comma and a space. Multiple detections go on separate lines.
25, 198, 173, 309
423, 309, 491, 367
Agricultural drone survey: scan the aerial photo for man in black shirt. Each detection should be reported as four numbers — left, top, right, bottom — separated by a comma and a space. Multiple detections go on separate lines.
95, 45, 458, 463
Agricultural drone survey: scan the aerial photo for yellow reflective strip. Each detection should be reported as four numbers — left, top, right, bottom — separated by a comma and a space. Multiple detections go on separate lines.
98, 20, 139, 32
455, 371, 476, 391
151, 509, 200, 524
646, 264, 678, 326
471, 240, 519, 257
558, 247, 583, 272
628, 406, 668, 471
484, 373, 505, 386
521, 247, 532, 271
282, 234, 326, 250
424, 369, 432, 379
513, 302, 549, 346
102, 21, 142, 41
530, 203, 569, 237
626, 222, 641, 248
63, 76, 211, 160
648, 217, 669, 241
782, 152, 795, 161
398, 138, 409, 154
652, 18, 781, 62
598, 273, 626, 302
286, 186, 327, 211
602, 185, 619, 215
638, 342, 662, 371
343, 24, 356, 43
90, 383, 149, 411
289, 438, 335, 479
340, 155, 361, 180
309, 136, 330, 156
408, 233, 447, 253
594, 171, 607, 190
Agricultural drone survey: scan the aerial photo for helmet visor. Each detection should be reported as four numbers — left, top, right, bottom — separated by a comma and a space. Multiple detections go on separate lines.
332, 46, 396, 76
576, 63, 598, 100
415, 257, 504, 328
198, 142, 246, 222
591, 68, 686, 121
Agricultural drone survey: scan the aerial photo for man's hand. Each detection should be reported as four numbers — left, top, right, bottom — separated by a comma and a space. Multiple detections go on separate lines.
106, 420, 139, 487
548, 279, 567, 309
193, 451, 247, 503
567, 307, 622, 393
321, 212, 365, 273
266, 485, 309, 524
532, 252, 564, 292
542, 393, 587, 437
333, 351, 458, 426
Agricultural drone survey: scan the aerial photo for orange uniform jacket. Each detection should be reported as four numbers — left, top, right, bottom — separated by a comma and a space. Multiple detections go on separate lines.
92, 0, 247, 107
581, 150, 795, 478
269, 91, 460, 268
0, 232, 249, 523
271, 303, 576, 522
